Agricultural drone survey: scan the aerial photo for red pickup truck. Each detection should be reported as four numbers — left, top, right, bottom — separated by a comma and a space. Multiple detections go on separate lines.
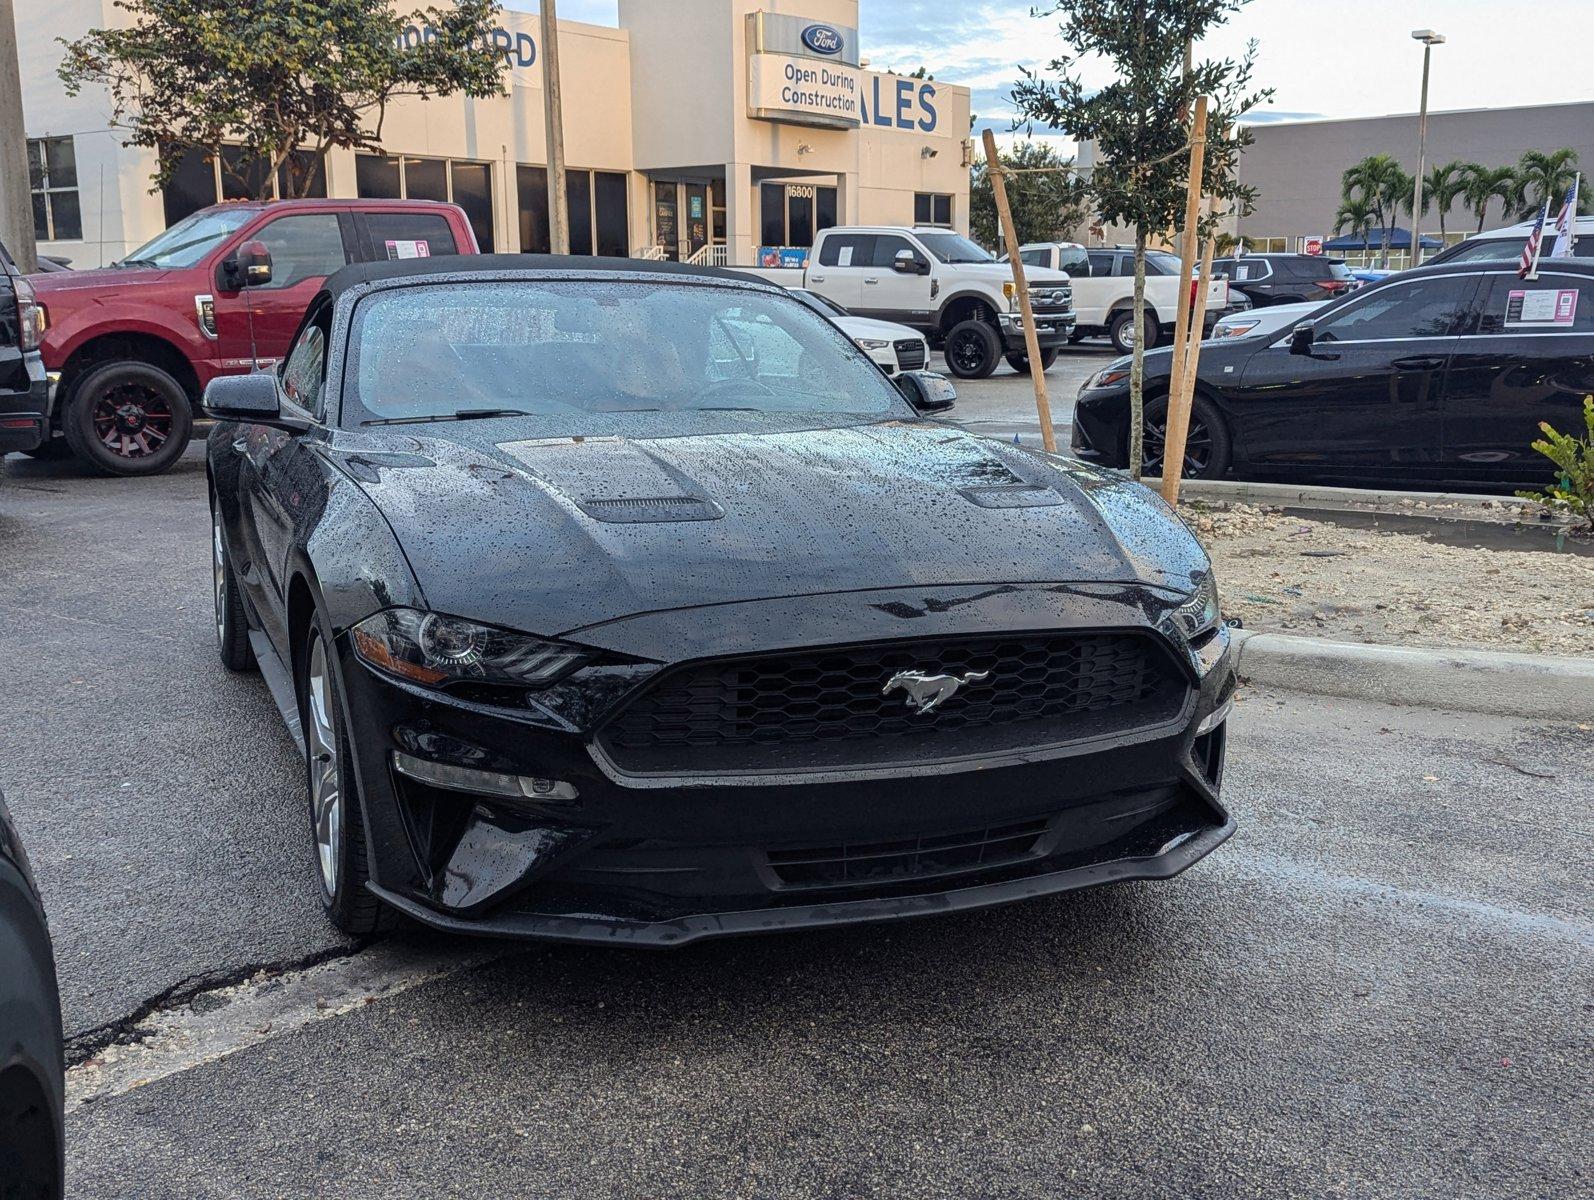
30, 198, 479, 475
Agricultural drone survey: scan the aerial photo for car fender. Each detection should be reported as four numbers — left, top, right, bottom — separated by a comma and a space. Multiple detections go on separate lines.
42, 305, 210, 381
934, 286, 1004, 330
297, 466, 426, 642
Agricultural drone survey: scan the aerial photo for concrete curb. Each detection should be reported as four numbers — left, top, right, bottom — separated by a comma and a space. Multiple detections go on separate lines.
1145, 477, 1526, 512
1231, 629, 1594, 721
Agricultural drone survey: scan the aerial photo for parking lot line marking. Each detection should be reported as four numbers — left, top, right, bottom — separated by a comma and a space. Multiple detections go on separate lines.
65, 941, 505, 1112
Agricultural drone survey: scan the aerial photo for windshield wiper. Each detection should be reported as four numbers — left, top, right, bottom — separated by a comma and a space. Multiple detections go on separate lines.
115, 257, 158, 268
365, 408, 531, 426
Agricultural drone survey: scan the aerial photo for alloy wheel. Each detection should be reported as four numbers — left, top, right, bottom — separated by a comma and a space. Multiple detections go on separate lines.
1142, 411, 1213, 477
92, 382, 173, 460
305, 636, 343, 897
947, 331, 984, 373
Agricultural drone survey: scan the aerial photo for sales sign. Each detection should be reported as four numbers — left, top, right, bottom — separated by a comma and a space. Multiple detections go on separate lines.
1505, 288, 1579, 327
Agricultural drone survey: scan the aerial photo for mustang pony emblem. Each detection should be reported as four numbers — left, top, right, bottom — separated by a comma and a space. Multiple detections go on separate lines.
882, 668, 990, 714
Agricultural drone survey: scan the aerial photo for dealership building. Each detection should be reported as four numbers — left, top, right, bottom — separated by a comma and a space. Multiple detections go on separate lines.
16, 0, 973, 269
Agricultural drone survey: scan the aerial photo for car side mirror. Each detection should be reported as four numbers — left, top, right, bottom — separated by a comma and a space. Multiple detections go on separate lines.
893, 248, 928, 275
203, 372, 285, 424
223, 240, 273, 289
896, 370, 956, 412
1289, 321, 1315, 355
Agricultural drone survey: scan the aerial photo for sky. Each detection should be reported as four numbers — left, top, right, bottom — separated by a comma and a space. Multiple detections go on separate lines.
520, 0, 1594, 147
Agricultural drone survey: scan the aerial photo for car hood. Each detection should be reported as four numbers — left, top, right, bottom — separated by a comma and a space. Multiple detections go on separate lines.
331, 420, 1207, 637
29, 264, 173, 294
834, 315, 922, 342
945, 262, 1071, 286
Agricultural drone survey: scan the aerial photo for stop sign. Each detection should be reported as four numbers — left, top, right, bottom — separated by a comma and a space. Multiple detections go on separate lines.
1304, 237, 1324, 256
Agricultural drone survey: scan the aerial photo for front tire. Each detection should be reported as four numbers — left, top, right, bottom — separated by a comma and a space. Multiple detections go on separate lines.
1109, 310, 1159, 355
212, 506, 256, 672
1003, 348, 1059, 375
302, 622, 392, 935
63, 361, 193, 477
1141, 393, 1233, 480
942, 320, 1001, 379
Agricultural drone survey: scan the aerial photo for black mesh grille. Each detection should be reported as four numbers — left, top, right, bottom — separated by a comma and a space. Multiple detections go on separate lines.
894, 339, 927, 371
766, 819, 1049, 889
600, 632, 1187, 775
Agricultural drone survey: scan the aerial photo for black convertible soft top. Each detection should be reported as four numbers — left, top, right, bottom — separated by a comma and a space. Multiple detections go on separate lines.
320, 252, 777, 297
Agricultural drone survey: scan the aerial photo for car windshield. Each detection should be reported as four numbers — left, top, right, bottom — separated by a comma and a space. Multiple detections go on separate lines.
915, 232, 994, 264
118, 207, 255, 269
793, 288, 850, 318
348, 280, 907, 430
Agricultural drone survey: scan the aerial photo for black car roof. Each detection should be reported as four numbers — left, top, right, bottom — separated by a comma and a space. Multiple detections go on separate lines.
320, 253, 779, 298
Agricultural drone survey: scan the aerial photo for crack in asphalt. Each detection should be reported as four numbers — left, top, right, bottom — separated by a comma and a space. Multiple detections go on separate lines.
65, 940, 370, 1067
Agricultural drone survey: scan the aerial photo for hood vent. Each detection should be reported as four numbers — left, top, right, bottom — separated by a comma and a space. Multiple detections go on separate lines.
577, 495, 724, 524
959, 484, 1064, 509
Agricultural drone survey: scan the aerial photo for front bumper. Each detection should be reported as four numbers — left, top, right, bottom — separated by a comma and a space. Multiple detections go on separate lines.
334, 585, 1236, 945
0, 358, 49, 455
998, 309, 1076, 352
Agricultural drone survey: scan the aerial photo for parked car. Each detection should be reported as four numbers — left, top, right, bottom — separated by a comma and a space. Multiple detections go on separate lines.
0, 239, 49, 465
1072, 259, 1594, 490
206, 254, 1235, 944
1009, 243, 1241, 353
789, 288, 929, 375
1209, 299, 1325, 342
0, 789, 65, 1200
29, 198, 478, 476
1210, 253, 1357, 308
1425, 216, 1594, 266
742, 226, 1076, 379
1349, 268, 1394, 286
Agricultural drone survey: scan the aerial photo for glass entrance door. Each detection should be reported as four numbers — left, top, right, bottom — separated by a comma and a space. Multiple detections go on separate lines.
653, 181, 678, 260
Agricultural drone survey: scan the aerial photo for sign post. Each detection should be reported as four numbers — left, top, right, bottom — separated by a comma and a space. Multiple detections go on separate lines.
981, 128, 1057, 453
540, 0, 570, 255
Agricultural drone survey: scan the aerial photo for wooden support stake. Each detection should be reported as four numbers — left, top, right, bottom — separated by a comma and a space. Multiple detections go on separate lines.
1160, 96, 1209, 505
982, 128, 1056, 453
1163, 199, 1219, 506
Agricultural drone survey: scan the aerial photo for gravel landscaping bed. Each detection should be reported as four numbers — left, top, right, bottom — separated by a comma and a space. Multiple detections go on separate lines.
1191, 502, 1594, 657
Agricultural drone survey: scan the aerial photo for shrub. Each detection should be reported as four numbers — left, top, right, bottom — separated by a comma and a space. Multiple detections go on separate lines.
1516, 395, 1594, 532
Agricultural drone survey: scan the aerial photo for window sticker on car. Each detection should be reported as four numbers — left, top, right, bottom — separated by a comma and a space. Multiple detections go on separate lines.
385, 239, 432, 261
838, 246, 854, 267
1506, 288, 1578, 326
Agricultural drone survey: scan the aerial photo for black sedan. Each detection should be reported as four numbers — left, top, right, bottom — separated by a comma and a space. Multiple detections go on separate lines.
1073, 259, 1594, 489
0, 791, 65, 1200
205, 255, 1235, 945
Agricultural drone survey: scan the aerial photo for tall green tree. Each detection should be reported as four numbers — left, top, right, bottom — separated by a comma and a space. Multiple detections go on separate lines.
1010, 0, 1271, 480
1423, 160, 1469, 243
1514, 148, 1583, 218
58, 0, 509, 200
1461, 164, 1518, 233
1340, 154, 1410, 266
970, 139, 1089, 248
1333, 195, 1375, 259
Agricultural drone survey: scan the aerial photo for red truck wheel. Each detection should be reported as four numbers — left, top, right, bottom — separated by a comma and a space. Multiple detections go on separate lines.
63, 361, 193, 477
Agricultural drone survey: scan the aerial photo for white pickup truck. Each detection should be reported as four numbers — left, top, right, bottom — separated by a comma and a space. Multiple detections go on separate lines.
742, 226, 1076, 379
1010, 243, 1241, 354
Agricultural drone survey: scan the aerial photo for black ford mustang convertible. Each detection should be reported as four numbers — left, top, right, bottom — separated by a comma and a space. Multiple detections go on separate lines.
206, 255, 1236, 944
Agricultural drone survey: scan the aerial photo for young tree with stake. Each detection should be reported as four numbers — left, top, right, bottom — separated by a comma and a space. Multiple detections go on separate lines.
1011, 0, 1269, 479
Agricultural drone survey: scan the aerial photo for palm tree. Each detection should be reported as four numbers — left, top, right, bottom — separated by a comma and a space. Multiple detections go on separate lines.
1424, 160, 1469, 243
1333, 196, 1376, 263
1461, 164, 1517, 234
1515, 148, 1580, 218
1341, 154, 1411, 267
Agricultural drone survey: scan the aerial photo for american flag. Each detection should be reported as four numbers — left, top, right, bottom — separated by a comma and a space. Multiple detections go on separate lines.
1550, 175, 1581, 258
1518, 201, 1549, 279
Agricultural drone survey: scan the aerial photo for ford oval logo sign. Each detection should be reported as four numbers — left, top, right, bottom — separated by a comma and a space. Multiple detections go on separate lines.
801, 23, 844, 55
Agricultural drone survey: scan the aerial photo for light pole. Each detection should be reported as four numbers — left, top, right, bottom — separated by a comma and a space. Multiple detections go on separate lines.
1409, 29, 1444, 267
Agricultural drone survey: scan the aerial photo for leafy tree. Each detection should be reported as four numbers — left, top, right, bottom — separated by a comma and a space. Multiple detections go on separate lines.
1340, 154, 1410, 267
58, 0, 509, 200
1333, 195, 1375, 259
1461, 164, 1518, 234
1422, 160, 1469, 243
1514, 148, 1583, 218
1010, 0, 1271, 479
970, 140, 1089, 248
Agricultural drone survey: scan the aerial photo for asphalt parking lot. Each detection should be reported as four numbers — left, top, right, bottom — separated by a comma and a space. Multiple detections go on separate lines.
0, 357, 1588, 1198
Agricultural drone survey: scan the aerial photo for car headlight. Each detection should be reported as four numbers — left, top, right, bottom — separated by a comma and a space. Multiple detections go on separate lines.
856, 338, 891, 350
351, 608, 591, 690
1173, 574, 1221, 640
1213, 319, 1259, 340
1084, 367, 1131, 390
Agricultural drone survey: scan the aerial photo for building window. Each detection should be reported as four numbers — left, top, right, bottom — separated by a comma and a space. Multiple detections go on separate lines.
914, 192, 953, 228
28, 137, 81, 241
161, 145, 327, 226
515, 166, 629, 257
760, 183, 838, 248
355, 154, 495, 251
